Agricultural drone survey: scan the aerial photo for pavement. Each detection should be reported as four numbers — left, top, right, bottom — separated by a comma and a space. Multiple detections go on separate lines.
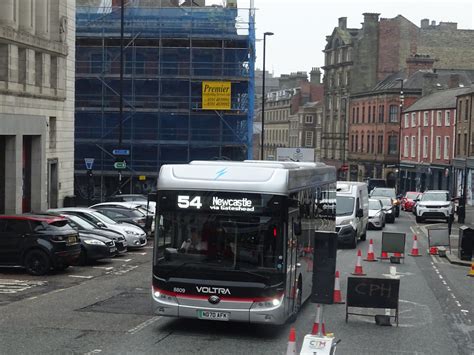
409, 204, 474, 267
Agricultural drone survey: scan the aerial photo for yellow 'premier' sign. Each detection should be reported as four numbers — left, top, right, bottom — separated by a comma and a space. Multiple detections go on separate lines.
202, 81, 231, 110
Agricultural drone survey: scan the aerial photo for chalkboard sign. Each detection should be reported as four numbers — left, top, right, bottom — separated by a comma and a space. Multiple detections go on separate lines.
346, 277, 400, 309
381, 232, 406, 255
311, 231, 338, 304
346, 277, 400, 326
428, 227, 451, 251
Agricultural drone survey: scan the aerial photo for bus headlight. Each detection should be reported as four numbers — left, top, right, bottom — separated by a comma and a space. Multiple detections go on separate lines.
152, 287, 178, 305
250, 294, 284, 311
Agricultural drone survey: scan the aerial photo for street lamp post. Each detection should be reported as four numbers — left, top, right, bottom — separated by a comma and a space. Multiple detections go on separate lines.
396, 78, 404, 195
260, 32, 274, 160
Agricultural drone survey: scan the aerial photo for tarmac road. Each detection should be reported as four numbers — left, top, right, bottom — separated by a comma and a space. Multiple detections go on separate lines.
0, 212, 472, 355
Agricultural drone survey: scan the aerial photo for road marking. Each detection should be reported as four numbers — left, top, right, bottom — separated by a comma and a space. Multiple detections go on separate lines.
128, 316, 161, 334
84, 349, 102, 355
137, 253, 147, 256
68, 275, 93, 279
122, 259, 132, 262
142, 246, 153, 249
92, 266, 114, 270
0, 279, 47, 294
461, 309, 469, 313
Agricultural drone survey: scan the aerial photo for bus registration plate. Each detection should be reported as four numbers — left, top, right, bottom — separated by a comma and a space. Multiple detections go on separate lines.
198, 310, 229, 321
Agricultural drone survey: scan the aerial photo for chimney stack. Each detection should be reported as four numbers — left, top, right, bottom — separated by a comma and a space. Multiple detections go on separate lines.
310, 68, 321, 85
422, 73, 439, 96
338, 17, 347, 30
420, 19, 429, 28
406, 54, 435, 76
448, 74, 460, 88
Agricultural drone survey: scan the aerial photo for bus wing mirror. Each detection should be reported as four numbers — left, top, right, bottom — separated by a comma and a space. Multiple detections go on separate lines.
289, 199, 299, 208
293, 220, 302, 236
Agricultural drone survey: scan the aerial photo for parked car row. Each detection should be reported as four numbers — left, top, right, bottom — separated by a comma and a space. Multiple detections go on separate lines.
0, 195, 157, 276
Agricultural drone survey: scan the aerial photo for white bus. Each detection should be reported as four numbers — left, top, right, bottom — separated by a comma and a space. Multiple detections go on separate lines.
152, 160, 336, 325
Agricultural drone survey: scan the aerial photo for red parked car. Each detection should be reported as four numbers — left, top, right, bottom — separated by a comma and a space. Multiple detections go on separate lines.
401, 191, 421, 212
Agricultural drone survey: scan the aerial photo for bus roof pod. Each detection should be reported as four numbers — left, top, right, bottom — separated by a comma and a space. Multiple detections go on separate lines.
189, 160, 302, 170
158, 160, 337, 195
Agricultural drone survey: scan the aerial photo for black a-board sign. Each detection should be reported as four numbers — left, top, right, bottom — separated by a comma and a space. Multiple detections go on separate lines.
346, 277, 400, 326
311, 231, 338, 304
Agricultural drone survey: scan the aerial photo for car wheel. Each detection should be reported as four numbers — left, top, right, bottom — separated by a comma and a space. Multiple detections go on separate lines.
24, 250, 51, 276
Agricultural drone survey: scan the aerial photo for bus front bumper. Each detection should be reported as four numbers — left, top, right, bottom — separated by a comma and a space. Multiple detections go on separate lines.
152, 289, 287, 325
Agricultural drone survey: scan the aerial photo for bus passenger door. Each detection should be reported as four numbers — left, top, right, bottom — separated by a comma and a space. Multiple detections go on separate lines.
286, 209, 299, 316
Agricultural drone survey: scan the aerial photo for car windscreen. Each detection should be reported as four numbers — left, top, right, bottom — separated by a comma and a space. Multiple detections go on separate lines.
336, 196, 354, 216
369, 200, 381, 210
378, 198, 392, 207
405, 192, 419, 199
371, 189, 395, 198
65, 214, 96, 229
421, 192, 449, 202
91, 211, 118, 224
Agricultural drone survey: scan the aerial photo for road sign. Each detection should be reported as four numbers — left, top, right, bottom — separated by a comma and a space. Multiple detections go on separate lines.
114, 161, 127, 169
139, 175, 146, 181
84, 158, 95, 170
113, 149, 130, 156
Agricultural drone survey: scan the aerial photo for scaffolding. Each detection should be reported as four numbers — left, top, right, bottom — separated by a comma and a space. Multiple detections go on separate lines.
75, 2, 256, 201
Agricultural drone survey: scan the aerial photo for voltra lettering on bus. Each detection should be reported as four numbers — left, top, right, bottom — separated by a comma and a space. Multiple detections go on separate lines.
196, 286, 231, 295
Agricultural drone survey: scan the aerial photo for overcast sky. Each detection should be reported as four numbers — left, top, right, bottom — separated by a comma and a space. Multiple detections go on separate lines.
249, 0, 474, 76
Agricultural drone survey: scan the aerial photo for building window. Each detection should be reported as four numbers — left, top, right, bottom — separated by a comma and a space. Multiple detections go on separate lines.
368, 106, 371, 123
372, 106, 376, 123
436, 136, 441, 159
423, 136, 428, 158
356, 107, 359, 123
445, 111, 450, 126
355, 135, 359, 152
317, 113, 321, 125
404, 136, 409, 157
367, 134, 370, 153
371, 134, 375, 153
378, 105, 384, 123
361, 133, 364, 152
362, 107, 365, 123
464, 133, 468, 155
305, 115, 313, 124
465, 100, 469, 121
377, 135, 383, 154
316, 131, 321, 149
388, 136, 397, 155
457, 133, 461, 155
436, 111, 442, 126
351, 135, 354, 152
389, 105, 398, 123
305, 131, 314, 147
352, 107, 355, 124
423, 111, 429, 126
411, 113, 416, 127
411, 136, 416, 158
404, 114, 409, 128
444, 136, 450, 159
49, 117, 57, 149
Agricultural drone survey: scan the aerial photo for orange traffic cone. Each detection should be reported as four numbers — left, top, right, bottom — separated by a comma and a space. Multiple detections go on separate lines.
311, 305, 326, 335
467, 262, 474, 277
286, 327, 297, 355
333, 271, 345, 304
352, 249, 366, 276
364, 239, 377, 262
409, 235, 421, 256
379, 250, 390, 260
429, 246, 439, 255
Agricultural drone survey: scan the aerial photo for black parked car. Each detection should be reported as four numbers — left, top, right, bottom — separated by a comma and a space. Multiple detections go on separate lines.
0, 215, 81, 275
77, 231, 117, 265
58, 213, 128, 255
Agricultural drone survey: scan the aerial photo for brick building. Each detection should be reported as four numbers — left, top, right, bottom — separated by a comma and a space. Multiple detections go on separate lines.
452, 88, 474, 211
322, 14, 474, 177
400, 87, 469, 192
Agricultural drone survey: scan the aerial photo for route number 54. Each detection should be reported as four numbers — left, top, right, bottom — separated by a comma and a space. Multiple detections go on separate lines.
177, 195, 203, 209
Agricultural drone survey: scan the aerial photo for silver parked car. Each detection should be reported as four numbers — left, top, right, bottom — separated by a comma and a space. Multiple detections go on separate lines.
368, 198, 385, 230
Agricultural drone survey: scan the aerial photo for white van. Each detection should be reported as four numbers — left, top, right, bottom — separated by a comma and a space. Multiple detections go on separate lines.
336, 181, 369, 248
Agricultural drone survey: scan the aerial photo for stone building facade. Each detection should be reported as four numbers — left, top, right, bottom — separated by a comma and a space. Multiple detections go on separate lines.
322, 13, 474, 177
0, 0, 75, 214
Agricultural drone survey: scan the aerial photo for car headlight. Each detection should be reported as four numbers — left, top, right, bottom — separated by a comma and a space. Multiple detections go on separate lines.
125, 230, 139, 235
83, 239, 106, 246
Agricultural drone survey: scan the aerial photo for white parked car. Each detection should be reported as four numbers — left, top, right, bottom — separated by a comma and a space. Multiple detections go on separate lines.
415, 190, 454, 223
368, 198, 385, 230
49, 208, 147, 248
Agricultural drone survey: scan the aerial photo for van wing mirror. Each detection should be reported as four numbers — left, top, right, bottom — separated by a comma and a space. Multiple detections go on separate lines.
356, 208, 364, 218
